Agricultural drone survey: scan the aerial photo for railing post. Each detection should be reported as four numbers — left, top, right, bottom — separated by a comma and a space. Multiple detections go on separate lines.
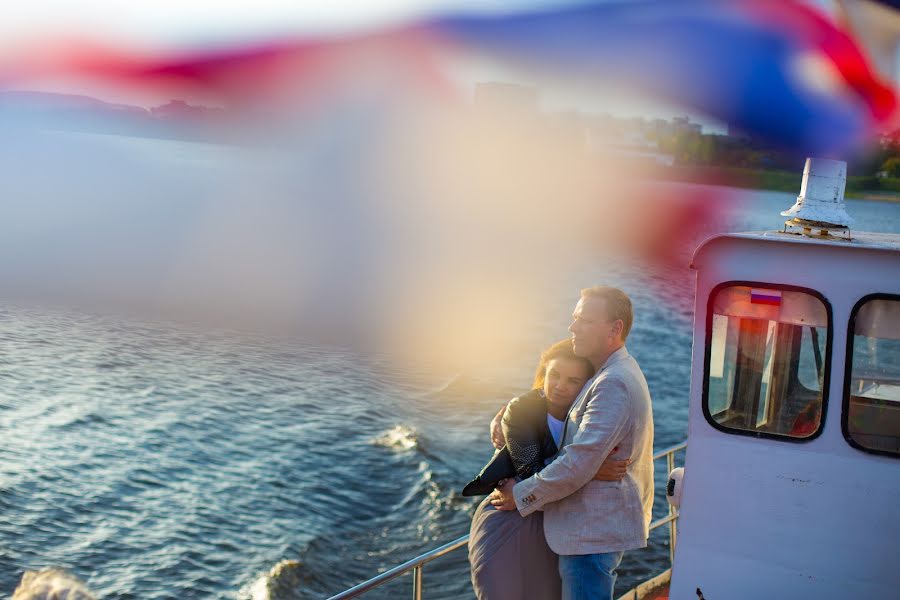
666, 450, 677, 566
412, 565, 423, 600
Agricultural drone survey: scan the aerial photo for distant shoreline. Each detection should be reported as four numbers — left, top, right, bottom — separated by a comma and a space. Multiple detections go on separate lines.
848, 191, 900, 203
649, 165, 900, 203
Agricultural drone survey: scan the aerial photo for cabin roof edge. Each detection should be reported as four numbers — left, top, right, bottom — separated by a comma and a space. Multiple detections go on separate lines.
691, 230, 900, 270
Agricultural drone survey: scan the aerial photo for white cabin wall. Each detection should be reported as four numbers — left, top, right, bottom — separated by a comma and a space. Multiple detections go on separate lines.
669, 235, 900, 600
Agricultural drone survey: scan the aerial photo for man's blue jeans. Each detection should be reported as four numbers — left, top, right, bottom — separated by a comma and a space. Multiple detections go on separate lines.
558, 551, 624, 600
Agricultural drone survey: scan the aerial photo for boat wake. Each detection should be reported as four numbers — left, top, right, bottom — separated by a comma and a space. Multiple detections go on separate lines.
239, 559, 305, 600
372, 424, 419, 452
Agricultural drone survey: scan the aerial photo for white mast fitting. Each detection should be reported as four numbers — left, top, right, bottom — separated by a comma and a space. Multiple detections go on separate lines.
781, 157, 854, 237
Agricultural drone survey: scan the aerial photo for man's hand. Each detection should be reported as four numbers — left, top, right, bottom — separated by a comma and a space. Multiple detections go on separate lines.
594, 457, 630, 481
489, 478, 517, 511
490, 404, 507, 449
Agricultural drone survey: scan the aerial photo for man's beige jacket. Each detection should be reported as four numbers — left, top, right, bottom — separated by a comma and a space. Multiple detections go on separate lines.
513, 346, 654, 555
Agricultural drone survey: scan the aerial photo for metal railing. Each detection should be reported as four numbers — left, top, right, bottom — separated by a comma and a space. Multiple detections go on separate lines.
327, 441, 687, 600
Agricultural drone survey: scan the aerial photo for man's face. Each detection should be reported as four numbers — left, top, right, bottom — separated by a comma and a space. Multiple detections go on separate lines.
568, 296, 618, 363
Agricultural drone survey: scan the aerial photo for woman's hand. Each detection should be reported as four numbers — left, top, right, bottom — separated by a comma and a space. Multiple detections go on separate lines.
490, 404, 507, 449
489, 479, 517, 511
594, 455, 629, 481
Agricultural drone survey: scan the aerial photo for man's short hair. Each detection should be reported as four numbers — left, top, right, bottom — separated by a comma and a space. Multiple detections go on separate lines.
581, 286, 634, 341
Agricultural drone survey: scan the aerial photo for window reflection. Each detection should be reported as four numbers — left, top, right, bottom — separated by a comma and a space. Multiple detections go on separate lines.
846, 297, 900, 456
705, 285, 828, 439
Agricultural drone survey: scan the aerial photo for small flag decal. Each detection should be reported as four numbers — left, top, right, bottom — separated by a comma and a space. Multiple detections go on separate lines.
751, 288, 782, 306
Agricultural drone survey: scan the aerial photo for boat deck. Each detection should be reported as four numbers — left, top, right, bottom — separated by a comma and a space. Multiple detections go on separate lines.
616, 568, 671, 600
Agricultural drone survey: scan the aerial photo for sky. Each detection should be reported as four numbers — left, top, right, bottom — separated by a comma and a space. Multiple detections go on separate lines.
0, 1, 546, 49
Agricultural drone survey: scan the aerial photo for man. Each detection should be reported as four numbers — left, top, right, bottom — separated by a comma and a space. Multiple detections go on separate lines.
490, 286, 654, 600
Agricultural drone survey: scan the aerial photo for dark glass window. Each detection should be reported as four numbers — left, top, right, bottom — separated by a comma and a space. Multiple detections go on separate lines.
844, 296, 900, 457
704, 284, 829, 439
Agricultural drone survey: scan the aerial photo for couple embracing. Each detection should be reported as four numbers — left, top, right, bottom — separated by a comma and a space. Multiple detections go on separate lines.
465, 286, 654, 600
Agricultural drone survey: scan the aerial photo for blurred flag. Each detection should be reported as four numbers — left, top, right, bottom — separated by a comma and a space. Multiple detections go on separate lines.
2, 0, 895, 155
434, 0, 896, 155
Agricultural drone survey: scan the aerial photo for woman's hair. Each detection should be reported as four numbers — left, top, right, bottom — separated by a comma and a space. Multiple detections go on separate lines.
532, 338, 595, 390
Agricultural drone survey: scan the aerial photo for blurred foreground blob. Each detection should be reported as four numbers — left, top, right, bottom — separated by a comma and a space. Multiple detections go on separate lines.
0, 0, 895, 367
12, 568, 96, 600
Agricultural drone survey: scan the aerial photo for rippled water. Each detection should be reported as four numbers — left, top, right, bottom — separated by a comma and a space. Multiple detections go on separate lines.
2, 189, 897, 599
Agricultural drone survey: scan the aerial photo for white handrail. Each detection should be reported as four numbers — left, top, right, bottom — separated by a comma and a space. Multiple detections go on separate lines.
327, 441, 687, 599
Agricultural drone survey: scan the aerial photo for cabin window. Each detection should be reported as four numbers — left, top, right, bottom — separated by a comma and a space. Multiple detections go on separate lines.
844, 296, 900, 457
704, 284, 830, 440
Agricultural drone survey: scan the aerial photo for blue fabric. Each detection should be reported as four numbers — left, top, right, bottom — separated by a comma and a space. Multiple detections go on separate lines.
432, 0, 889, 157
558, 551, 624, 600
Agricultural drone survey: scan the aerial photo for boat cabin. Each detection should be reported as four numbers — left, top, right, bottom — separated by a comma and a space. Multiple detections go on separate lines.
668, 163, 900, 599
329, 159, 898, 600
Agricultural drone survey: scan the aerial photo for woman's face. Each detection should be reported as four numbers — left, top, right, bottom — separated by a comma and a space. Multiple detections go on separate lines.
543, 357, 590, 410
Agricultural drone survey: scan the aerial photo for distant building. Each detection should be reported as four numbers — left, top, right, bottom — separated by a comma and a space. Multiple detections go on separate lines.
149, 99, 223, 119
651, 118, 673, 138
582, 113, 673, 165
551, 109, 594, 152
673, 116, 702, 134
150, 99, 206, 120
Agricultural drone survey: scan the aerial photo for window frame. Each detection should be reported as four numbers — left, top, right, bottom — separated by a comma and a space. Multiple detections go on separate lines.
701, 280, 833, 443
842, 293, 900, 459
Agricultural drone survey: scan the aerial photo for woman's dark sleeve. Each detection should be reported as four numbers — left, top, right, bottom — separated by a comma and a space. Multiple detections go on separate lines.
501, 392, 547, 480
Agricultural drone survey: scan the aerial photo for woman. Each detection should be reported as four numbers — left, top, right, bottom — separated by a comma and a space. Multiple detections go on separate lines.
467, 339, 626, 600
